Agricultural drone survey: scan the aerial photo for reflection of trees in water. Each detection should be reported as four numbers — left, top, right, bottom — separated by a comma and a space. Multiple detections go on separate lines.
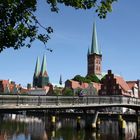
0, 119, 27, 135
0, 114, 46, 140
0, 120, 31, 140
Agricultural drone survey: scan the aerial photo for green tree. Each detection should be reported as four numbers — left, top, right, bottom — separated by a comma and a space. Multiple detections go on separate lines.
0, 0, 117, 52
73, 75, 92, 83
53, 86, 63, 95
63, 87, 74, 96
86, 74, 100, 83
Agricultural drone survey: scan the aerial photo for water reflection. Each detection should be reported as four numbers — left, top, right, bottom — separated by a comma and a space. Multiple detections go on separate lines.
0, 114, 138, 140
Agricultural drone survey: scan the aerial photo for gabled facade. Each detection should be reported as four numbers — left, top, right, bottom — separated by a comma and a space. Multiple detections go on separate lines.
127, 81, 139, 98
87, 22, 102, 76
0, 80, 21, 94
33, 55, 49, 88
99, 70, 131, 96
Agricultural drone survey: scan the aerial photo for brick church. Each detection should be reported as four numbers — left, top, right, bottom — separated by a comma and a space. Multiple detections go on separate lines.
32, 55, 53, 94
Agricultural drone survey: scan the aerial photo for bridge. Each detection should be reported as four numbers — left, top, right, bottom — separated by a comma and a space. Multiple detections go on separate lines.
0, 95, 140, 111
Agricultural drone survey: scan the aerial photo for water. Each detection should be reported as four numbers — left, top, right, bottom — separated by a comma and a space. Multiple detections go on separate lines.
0, 113, 138, 140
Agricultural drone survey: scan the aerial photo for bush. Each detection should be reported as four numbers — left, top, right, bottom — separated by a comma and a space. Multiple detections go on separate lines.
63, 88, 74, 96
72, 74, 100, 83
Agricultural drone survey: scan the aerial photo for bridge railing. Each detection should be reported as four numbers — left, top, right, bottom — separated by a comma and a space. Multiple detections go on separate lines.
0, 95, 139, 107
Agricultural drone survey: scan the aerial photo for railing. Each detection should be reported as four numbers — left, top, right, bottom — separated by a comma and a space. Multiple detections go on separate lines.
0, 95, 140, 109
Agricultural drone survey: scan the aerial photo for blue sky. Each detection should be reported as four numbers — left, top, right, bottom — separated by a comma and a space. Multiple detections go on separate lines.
0, 1, 140, 86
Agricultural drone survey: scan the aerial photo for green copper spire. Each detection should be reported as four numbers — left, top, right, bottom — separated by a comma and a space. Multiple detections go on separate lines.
87, 47, 90, 56
91, 22, 100, 55
41, 54, 47, 76
34, 56, 40, 77
59, 75, 62, 85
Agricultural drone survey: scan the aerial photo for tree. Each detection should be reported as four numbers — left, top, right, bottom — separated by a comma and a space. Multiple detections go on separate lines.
0, 0, 117, 52
86, 74, 100, 83
63, 87, 74, 96
72, 74, 100, 83
53, 85, 63, 95
73, 75, 92, 83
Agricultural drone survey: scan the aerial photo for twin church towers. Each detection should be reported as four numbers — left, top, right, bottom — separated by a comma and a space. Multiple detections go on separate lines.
33, 55, 49, 88
33, 22, 102, 87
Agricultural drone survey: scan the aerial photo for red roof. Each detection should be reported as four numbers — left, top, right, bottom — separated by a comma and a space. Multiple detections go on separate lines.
126, 81, 138, 90
0, 79, 21, 93
66, 80, 101, 91
114, 75, 131, 96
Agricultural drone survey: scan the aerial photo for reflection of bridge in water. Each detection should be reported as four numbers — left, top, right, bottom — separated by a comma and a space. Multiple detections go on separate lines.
0, 114, 138, 140
0, 95, 140, 111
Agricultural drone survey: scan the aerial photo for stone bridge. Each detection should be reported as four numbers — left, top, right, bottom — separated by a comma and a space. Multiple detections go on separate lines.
0, 95, 140, 111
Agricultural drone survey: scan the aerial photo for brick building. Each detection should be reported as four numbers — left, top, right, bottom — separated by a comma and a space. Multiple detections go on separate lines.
65, 79, 101, 95
32, 55, 53, 94
0, 80, 21, 94
99, 70, 132, 96
87, 22, 102, 77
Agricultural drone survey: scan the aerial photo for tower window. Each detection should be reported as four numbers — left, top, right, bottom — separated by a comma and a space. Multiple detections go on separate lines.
96, 66, 98, 71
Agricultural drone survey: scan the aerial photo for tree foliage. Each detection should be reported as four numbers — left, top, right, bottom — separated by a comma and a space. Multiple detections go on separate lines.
63, 87, 74, 96
73, 74, 100, 83
86, 74, 100, 83
0, 0, 117, 52
73, 75, 92, 83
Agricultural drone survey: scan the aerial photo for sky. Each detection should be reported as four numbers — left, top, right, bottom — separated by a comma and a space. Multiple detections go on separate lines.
0, 1, 140, 87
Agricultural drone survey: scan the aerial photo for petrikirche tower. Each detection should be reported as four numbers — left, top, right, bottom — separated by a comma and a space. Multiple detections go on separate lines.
87, 22, 102, 76
33, 55, 49, 88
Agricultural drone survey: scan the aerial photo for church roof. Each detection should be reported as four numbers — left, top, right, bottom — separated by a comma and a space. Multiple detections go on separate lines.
34, 57, 40, 77
90, 22, 101, 55
40, 54, 48, 76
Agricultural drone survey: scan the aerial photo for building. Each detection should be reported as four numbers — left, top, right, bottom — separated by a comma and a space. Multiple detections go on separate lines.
87, 22, 102, 77
127, 81, 139, 98
0, 80, 21, 94
99, 70, 132, 97
65, 21, 140, 100
65, 79, 101, 95
32, 55, 53, 95
64, 22, 103, 93
33, 55, 49, 88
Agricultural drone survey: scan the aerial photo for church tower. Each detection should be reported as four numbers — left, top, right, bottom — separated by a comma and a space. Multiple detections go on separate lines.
33, 55, 49, 88
33, 57, 40, 87
87, 22, 102, 76
38, 54, 49, 88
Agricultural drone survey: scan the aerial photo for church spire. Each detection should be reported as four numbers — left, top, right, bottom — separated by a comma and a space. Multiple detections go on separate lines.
87, 47, 90, 56
91, 22, 100, 55
87, 21, 102, 76
40, 54, 48, 76
59, 75, 62, 85
34, 56, 40, 77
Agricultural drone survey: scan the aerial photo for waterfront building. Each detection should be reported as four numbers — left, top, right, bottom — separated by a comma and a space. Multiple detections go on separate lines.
65, 79, 101, 95
127, 81, 139, 98
99, 70, 132, 97
0, 80, 21, 94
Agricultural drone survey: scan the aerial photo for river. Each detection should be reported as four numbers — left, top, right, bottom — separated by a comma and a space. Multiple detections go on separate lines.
0, 113, 138, 140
